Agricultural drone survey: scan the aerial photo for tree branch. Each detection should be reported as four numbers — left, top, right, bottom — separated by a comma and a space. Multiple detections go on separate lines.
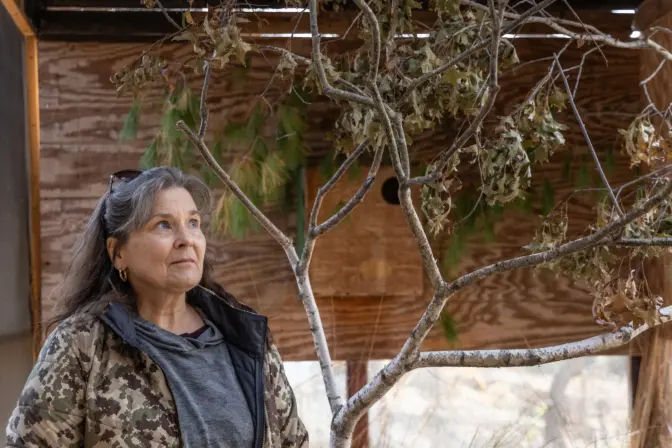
470, 2, 672, 62
296, 139, 387, 415
392, 114, 410, 177
198, 63, 212, 138
416, 305, 672, 368
403, 0, 558, 98
369, 82, 445, 292
613, 238, 672, 247
311, 144, 385, 238
334, 178, 672, 438
353, 0, 381, 82
554, 54, 624, 216
177, 121, 297, 262
298, 138, 371, 275
197, 9, 234, 138
155, 0, 182, 31
257, 45, 312, 65
308, 0, 375, 107
405, 0, 505, 186
295, 276, 344, 414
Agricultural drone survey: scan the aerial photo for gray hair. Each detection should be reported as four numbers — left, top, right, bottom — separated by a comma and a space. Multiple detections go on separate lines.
47, 166, 226, 329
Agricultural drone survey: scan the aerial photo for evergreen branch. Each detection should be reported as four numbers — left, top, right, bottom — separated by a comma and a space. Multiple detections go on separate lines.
417, 305, 672, 367
554, 54, 624, 216
176, 121, 298, 263
333, 179, 672, 442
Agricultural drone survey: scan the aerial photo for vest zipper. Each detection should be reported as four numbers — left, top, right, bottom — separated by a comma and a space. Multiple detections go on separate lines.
257, 324, 268, 448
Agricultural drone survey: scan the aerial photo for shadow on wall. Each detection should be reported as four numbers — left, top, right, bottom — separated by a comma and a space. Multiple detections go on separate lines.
0, 333, 33, 440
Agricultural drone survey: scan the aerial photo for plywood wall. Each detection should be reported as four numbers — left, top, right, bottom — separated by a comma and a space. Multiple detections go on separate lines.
37, 13, 642, 360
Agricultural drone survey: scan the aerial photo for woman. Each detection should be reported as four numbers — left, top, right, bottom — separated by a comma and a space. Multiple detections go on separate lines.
6, 167, 308, 448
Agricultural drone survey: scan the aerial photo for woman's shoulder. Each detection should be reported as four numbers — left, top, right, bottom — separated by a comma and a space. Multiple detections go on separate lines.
38, 313, 106, 364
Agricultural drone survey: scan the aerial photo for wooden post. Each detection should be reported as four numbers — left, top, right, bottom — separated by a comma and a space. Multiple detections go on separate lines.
1, 0, 42, 361
347, 360, 369, 448
632, 2, 672, 446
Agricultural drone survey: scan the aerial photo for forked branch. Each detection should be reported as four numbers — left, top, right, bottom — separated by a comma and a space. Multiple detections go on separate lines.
333, 178, 672, 441
417, 305, 672, 368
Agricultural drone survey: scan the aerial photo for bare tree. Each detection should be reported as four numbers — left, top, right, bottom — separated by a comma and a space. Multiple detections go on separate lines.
114, 1, 672, 446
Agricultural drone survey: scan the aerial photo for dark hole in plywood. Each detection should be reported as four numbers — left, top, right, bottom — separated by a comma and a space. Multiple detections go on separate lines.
381, 177, 400, 205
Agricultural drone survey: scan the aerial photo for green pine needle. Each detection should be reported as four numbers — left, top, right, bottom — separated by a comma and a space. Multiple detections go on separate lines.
541, 179, 555, 216
562, 151, 573, 181
348, 158, 362, 181
320, 150, 337, 184
604, 147, 615, 176
119, 98, 141, 142
440, 312, 459, 343
140, 138, 158, 169
576, 160, 592, 189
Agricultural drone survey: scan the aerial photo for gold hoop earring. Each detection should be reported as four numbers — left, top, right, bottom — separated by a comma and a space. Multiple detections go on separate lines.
118, 269, 128, 282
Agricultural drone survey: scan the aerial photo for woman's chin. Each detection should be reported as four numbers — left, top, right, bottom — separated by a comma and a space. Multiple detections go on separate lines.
165, 270, 202, 292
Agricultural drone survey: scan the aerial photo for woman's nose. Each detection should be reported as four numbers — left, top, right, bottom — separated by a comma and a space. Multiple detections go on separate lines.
174, 225, 196, 247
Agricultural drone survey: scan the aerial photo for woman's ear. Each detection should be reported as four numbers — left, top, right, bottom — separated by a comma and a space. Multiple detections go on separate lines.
106, 237, 123, 270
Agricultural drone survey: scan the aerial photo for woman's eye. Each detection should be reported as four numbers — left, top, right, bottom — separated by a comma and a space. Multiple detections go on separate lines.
157, 221, 170, 229
188, 218, 200, 228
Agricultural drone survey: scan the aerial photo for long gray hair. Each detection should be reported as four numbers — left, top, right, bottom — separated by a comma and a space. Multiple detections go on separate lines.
47, 166, 236, 329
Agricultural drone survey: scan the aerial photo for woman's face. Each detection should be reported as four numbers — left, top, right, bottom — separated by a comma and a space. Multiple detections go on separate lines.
110, 187, 206, 295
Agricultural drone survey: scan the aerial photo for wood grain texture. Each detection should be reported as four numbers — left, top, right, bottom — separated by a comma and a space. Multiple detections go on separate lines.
38, 12, 646, 360
305, 165, 424, 298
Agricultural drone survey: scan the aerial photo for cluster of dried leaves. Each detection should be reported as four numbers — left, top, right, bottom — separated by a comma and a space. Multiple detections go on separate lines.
111, 6, 252, 96
527, 181, 672, 329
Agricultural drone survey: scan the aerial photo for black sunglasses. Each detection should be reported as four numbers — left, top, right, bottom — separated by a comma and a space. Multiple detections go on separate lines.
108, 169, 144, 196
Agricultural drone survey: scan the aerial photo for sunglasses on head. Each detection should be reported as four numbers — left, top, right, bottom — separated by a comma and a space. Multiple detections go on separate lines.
108, 169, 144, 196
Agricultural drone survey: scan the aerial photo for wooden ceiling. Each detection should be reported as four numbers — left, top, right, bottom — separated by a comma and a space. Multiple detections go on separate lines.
24, 0, 643, 41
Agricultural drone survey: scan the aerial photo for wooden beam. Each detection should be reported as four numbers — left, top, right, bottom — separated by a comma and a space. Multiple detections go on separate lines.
35, 6, 635, 42
1, 0, 34, 37
25, 34, 42, 360
2, 0, 42, 359
347, 360, 369, 448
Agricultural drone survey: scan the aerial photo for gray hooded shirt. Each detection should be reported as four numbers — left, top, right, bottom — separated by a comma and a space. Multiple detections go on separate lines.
129, 309, 255, 448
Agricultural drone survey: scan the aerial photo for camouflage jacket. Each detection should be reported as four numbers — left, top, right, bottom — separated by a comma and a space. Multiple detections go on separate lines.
6, 289, 308, 448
